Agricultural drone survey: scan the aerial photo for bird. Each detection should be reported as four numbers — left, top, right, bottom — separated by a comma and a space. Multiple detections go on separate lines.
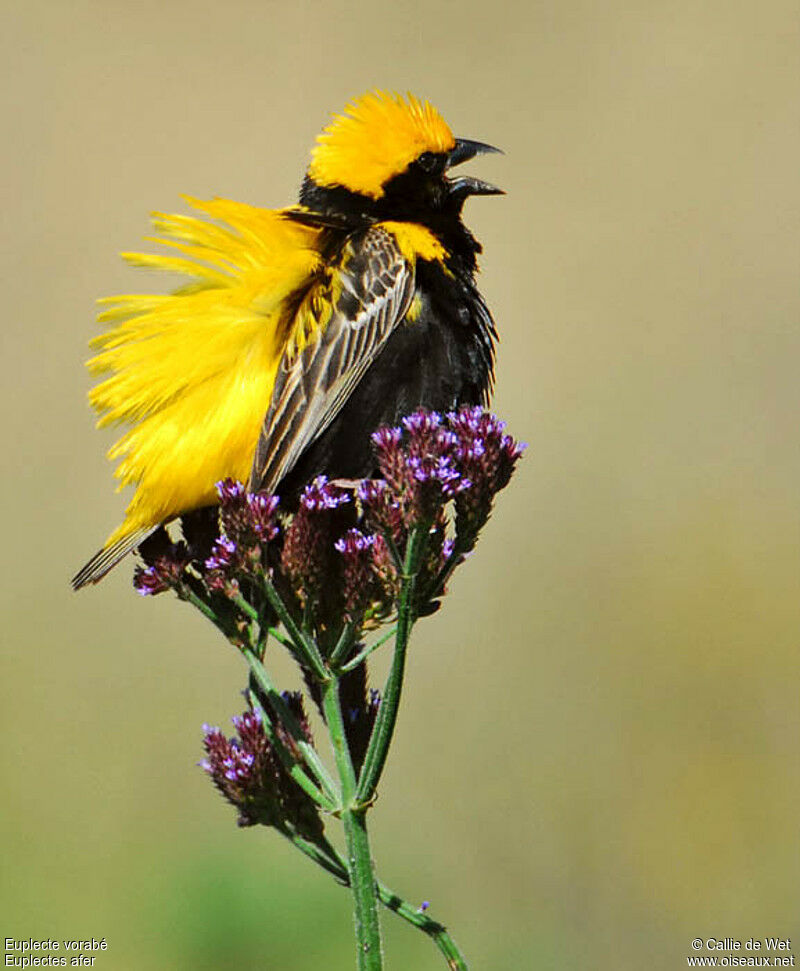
72, 90, 501, 589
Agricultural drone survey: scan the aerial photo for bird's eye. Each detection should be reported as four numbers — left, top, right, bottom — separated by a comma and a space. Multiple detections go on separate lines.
417, 151, 438, 174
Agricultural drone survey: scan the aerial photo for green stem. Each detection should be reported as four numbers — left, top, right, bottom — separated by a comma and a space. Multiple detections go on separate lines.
247, 689, 337, 812
288, 834, 469, 971
322, 678, 383, 970
376, 883, 469, 971
340, 626, 397, 673
177, 582, 238, 640
231, 591, 259, 623
263, 625, 296, 651
286, 832, 349, 884
258, 570, 329, 681
242, 647, 339, 807
355, 526, 425, 805
329, 621, 356, 669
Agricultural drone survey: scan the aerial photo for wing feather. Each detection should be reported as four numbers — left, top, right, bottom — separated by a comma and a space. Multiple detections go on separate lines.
72, 527, 156, 589
249, 226, 415, 493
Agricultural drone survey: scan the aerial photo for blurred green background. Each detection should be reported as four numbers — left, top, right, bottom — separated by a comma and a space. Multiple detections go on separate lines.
2, 1, 798, 968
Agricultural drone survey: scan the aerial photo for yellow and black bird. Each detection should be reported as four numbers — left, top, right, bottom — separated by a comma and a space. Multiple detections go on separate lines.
73, 91, 502, 589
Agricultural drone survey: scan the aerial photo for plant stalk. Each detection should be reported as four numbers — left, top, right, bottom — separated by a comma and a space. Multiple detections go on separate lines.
322, 677, 383, 970
376, 884, 469, 971
355, 525, 425, 805
257, 570, 329, 681
288, 835, 469, 970
242, 646, 339, 806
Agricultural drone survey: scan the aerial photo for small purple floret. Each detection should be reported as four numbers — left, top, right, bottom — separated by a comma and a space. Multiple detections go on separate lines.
371, 426, 402, 451
335, 529, 375, 555
300, 476, 351, 511
133, 565, 169, 596
401, 410, 442, 434
133, 538, 190, 596
335, 528, 382, 621
215, 478, 246, 504
205, 535, 237, 572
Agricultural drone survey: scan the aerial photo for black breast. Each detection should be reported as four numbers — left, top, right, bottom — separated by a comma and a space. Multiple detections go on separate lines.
274, 259, 496, 500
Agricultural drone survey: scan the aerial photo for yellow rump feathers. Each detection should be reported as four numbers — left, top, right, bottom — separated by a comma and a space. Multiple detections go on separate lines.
308, 91, 455, 199
89, 197, 324, 545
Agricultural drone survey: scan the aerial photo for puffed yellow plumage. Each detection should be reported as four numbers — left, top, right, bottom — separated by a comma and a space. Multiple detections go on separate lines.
75, 90, 500, 588
88, 198, 326, 546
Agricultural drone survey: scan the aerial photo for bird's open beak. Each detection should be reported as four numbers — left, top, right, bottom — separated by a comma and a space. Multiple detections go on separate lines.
447, 138, 502, 168
446, 138, 504, 199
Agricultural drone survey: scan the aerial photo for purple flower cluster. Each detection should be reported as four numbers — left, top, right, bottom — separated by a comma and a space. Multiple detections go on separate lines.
133, 408, 523, 641
203, 480, 281, 594
204, 536, 242, 596
447, 407, 527, 550
363, 407, 524, 548
201, 713, 275, 827
201, 700, 322, 836
133, 532, 190, 596
183, 408, 523, 837
357, 407, 525, 599
370, 411, 470, 525
298, 476, 351, 512
357, 479, 404, 546
216, 478, 281, 545
335, 529, 379, 622
281, 476, 352, 614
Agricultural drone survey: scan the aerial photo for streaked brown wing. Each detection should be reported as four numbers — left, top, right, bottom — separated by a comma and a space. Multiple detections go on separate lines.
248, 226, 415, 494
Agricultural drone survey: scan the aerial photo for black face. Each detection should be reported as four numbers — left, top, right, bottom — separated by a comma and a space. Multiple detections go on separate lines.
417, 150, 446, 176
375, 152, 452, 220
297, 140, 501, 266
298, 151, 451, 225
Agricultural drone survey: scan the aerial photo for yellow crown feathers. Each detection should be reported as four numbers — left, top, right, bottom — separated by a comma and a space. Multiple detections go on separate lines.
308, 91, 456, 200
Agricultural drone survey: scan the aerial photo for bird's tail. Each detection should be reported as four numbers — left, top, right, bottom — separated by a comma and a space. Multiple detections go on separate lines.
71, 527, 156, 590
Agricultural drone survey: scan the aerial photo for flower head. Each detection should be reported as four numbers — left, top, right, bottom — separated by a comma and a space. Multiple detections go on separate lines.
132, 411, 523, 691
203, 535, 241, 595
447, 407, 527, 549
335, 528, 380, 622
133, 530, 190, 596
216, 478, 280, 548
194, 480, 281, 596
367, 409, 471, 527
299, 476, 352, 512
281, 477, 352, 614
201, 703, 322, 837
358, 478, 405, 545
